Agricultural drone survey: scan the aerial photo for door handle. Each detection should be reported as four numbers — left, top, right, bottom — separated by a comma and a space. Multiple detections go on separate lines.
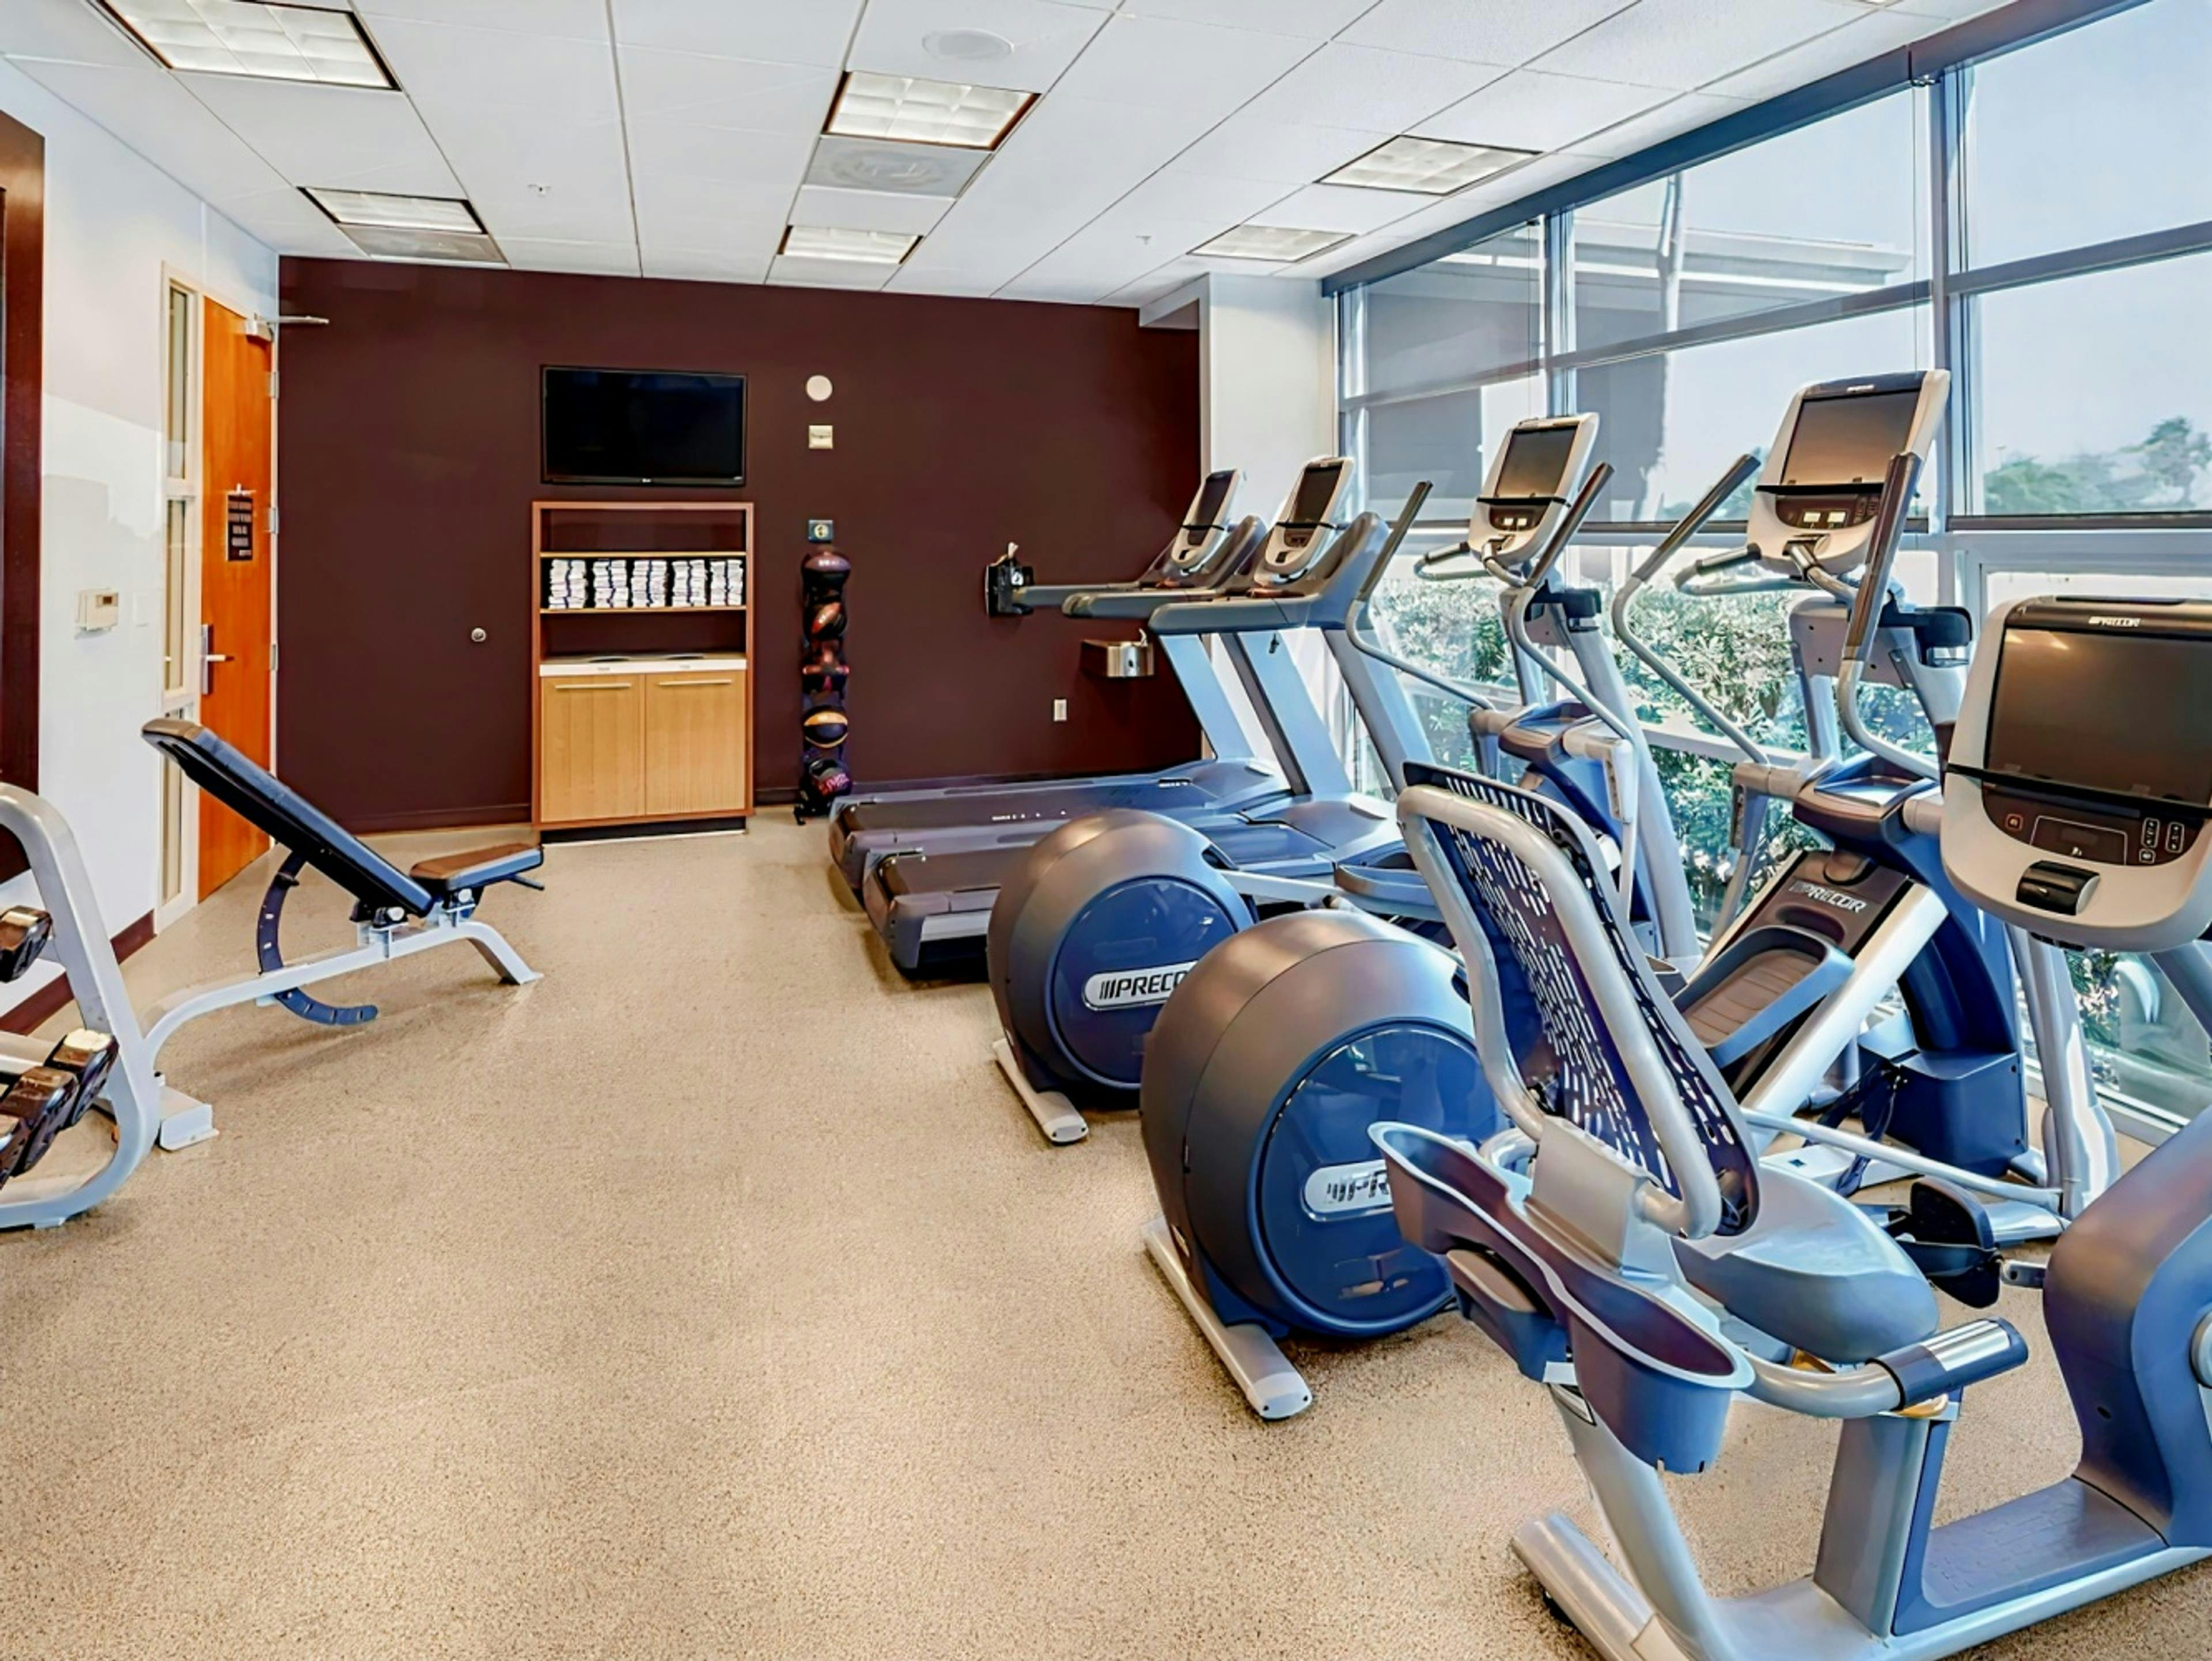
199, 623, 232, 697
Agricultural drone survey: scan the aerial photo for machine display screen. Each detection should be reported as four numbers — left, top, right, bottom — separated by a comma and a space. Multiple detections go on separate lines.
1492, 425, 1578, 499
1986, 626, 2212, 804
1190, 471, 1236, 528
1288, 462, 1345, 523
1779, 388, 1922, 487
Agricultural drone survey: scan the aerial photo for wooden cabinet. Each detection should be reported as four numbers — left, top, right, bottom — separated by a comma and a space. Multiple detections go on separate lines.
531, 500, 753, 831
645, 672, 749, 816
540, 674, 646, 823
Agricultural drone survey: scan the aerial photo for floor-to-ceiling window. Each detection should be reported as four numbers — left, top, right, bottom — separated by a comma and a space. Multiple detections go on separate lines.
1334, 0, 2212, 1136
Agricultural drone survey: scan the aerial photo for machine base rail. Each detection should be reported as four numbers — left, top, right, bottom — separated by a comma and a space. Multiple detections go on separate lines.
990, 1038, 1087, 1145
1141, 1214, 1311, 1421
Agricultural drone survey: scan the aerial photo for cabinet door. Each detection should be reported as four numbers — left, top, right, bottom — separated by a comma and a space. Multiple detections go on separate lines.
540, 676, 645, 823
644, 672, 748, 816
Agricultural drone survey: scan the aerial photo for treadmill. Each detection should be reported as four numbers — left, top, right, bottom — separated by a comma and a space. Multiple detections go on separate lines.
828, 470, 1287, 891
864, 461, 1403, 972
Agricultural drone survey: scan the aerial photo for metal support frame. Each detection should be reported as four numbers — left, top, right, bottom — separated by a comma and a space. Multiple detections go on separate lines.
141, 896, 540, 1067
0, 786, 175, 1231
1141, 1214, 1311, 1420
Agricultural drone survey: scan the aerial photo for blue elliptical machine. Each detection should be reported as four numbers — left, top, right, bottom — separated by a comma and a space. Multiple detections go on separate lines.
992, 419, 1646, 1414
1369, 473, 2212, 1661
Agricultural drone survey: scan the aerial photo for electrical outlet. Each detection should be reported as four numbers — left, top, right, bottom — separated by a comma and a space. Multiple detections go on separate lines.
1052, 698, 1068, 722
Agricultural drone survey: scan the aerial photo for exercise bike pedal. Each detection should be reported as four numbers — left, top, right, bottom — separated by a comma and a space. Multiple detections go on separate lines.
1876, 1178, 2003, 1309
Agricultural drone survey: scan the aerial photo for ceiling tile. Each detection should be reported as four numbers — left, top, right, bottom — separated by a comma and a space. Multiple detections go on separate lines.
353, 0, 610, 40
626, 120, 816, 187
1165, 112, 1385, 185
612, 0, 865, 66
790, 184, 954, 234
11, 55, 292, 206
1574, 89, 1747, 157
1703, 8, 1928, 100
1414, 67, 1672, 152
633, 173, 799, 243
363, 16, 619, 115
210, 184, 362, 255
501, 237, 643, 275
1250, 181, 1421, 234
642, 248, 772, 282
768, 253, 897, 290
1531, 0, 1868, 92
1237, 41, 1509, 133
1103, 255, 1211, 306
1012, 208, 1232, 296
0, 0, 146, 67
1886, 0, 2009, 16
1115, 169, 1296, 226
883, 267, 1005, 296
617, 47, 839, 133
1111, 0, 1374, 37
850, 0, 1111, 95
414, 105, 637, 240
1053, 12, 1316, 109
1341, 0, 1640, 66
177, 76, 460, 192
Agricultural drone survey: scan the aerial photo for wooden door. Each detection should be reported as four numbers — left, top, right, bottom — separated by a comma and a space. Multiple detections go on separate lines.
198, 297, 274, 898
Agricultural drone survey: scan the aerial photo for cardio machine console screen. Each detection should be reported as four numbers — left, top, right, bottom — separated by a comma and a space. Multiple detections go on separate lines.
1775, 386, 1922, 530
1978, 608, 2212, 868
1486, 425, 1578, 531
1277, 461, 1346, 553
1189, 470, 1236, 532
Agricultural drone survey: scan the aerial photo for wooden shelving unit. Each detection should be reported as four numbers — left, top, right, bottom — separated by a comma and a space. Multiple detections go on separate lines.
531, 500, 754, 834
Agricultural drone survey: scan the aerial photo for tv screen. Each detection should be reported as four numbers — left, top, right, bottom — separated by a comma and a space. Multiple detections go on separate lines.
543, 368, 746, 486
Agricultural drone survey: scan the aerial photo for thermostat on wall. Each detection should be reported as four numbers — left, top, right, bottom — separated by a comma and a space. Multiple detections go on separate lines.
806, 520, 835, 543
74, 588, 120, 633
808, 424, 834, 450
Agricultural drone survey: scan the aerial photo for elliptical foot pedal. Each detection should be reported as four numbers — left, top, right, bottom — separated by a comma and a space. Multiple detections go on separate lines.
990, 1037, 1088, 1145
1141, 1215, 1311, 1420
1881, 1179, 2002, 1308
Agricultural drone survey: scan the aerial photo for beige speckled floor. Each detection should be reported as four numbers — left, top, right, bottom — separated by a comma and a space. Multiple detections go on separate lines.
2, 818, 2206, 1659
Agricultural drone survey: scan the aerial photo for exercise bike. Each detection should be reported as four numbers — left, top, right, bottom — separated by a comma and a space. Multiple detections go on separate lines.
1369, 460, 2212, 1661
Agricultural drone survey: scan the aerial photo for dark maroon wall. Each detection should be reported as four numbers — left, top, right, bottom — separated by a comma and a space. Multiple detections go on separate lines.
275, 259, 1201, 830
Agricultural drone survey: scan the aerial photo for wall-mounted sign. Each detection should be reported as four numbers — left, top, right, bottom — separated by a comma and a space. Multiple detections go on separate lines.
226, 490, 256, 562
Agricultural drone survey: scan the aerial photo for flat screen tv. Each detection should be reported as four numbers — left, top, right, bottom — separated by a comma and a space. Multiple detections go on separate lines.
542, 367, 747, 486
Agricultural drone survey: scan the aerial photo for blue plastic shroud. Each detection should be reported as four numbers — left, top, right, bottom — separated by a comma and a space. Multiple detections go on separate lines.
1253, 1021, 1488, 1332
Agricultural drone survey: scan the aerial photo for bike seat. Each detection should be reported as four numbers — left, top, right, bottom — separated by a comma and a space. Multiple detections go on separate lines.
1674, 1165, 1939, 1364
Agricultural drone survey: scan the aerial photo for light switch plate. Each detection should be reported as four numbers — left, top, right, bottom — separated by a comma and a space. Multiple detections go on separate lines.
808, 424, 834, 450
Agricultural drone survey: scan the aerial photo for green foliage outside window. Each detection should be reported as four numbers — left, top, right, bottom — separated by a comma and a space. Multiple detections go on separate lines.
1983, 415, 2211, 514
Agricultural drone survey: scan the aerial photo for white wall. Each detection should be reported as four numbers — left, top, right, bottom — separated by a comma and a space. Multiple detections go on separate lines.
0, 58, 276, 1009
1143, 274, 1343, 769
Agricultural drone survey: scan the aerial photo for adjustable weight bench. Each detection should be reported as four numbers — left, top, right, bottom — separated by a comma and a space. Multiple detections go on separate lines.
139, 720, 544, 1139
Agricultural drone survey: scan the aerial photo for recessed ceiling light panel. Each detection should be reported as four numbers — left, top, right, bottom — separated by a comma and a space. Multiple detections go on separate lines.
305, 189, 484, 233
339, 224, 506, 264
99, 0, 393, 88
1324, 135, 1537, 195
1195, 225, 1353, 264
825, 70, 1033, 151
781, 225, 921, 265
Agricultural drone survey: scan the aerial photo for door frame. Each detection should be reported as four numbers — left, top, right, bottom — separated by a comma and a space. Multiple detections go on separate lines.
0, 110, 44, 834
156, 264, 277, 929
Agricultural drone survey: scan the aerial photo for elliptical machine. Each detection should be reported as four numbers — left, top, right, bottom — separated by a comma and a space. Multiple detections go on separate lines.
1370, 479, 2212, 1661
